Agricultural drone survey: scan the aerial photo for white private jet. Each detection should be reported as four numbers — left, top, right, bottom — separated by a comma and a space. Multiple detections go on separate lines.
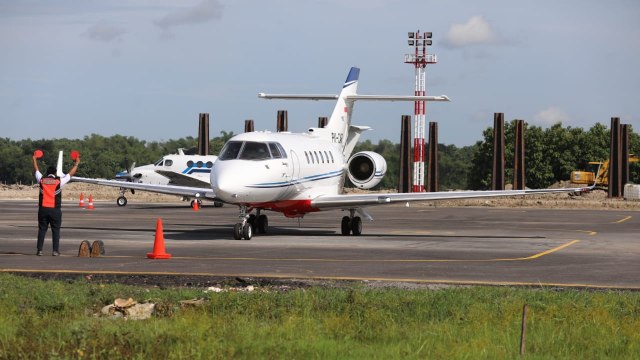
72, 67, 592, 240
113, 148, 220, 207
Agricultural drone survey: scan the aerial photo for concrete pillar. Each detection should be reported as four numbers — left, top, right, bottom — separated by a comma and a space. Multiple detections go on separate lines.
244, 119, 254, 133
492, 113, 505, 190
513, 119, 526, 190
198, 113, 209, 156
398, 115, 412, 193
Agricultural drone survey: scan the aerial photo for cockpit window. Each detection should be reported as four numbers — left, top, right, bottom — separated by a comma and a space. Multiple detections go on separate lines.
154, 158, 164, 166
268, 143, 282, 159
219, 141, 284, 161
239, 141, 270, 160
165, 159, 173, 167
219, 141, 243, 160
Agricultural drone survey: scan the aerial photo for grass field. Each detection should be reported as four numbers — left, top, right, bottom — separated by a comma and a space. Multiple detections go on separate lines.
0, 273, 638, 359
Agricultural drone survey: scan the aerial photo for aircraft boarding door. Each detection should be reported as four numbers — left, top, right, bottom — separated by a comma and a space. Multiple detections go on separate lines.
287, 149, 301, 196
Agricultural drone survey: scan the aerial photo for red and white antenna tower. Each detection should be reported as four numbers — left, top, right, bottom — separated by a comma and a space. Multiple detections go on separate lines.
405, 30, 436, 192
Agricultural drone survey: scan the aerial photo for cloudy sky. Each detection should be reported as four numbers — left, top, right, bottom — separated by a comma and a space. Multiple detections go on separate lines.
1, 0, 638, 146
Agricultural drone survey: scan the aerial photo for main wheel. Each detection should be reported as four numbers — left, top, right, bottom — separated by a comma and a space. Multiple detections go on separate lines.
351, 216, 362, 236
214, 201, 224, 207
233, 223, 243, 240
248, 214, 257, 233
242, 223, 253, 240
341, 216, 351, 235
257, 214, 268, 234
116, 196, 128, 207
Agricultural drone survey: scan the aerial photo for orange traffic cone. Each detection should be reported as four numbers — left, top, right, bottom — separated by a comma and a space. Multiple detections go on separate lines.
192, 199, 199, 212
79, 192, 85, 207
147, 218, 171, 259
86, 194, 94, 210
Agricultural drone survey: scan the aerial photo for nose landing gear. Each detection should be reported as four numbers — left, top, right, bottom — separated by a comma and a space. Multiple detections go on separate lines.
233, 206, 269, 240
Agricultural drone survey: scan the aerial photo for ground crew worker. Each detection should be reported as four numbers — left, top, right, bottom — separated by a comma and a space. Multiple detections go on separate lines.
32, 153, 80, 256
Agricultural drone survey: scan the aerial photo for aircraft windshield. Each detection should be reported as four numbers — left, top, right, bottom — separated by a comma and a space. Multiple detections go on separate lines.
219, 141, 243, 160
218, 141, 287, 161
239, 142, 270, 160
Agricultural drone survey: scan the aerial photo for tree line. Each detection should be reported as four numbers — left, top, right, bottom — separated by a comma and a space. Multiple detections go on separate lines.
1, 122, 637, 189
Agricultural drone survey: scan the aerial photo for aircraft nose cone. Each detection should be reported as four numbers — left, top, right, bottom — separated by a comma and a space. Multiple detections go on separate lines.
211, 165, 240, 203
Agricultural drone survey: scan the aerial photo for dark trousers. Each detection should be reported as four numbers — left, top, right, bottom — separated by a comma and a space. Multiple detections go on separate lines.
37, 207, 62, 252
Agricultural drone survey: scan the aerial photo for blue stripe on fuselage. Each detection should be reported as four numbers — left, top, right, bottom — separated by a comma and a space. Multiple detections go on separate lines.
247, 170, 344, 189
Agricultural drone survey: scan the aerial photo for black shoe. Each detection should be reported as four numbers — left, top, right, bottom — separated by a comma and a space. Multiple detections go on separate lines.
36, 250, 43, 256
52, 251, 60, 257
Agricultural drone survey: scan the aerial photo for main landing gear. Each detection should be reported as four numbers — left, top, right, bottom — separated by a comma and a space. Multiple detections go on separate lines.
233, 206, 269, 240
341, 209, 362, 236
116, 188, 132, 206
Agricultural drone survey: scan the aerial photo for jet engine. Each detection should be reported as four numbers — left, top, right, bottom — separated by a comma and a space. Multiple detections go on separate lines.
347, 151, 387, 189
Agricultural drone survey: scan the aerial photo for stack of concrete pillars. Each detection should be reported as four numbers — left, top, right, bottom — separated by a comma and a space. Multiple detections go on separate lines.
398, 115, 412, 193
277, 110, 288, 132
609, 117, 623, 198
427, 122, 439, 192
318, 117, 328, 128
513, 119, 526, 190
492, 113, 505, 190
198, 113, 210, 156
244, 119, 254, 133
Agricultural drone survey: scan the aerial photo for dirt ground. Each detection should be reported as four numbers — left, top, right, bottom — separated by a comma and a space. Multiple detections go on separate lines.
1, 182, 638, 210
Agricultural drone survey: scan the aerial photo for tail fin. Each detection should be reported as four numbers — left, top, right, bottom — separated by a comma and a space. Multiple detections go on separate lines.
56, 151, 64, 177
324, 67, 360, 150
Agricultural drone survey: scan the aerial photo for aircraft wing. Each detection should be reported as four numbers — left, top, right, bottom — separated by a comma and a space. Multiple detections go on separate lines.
310, 186, 592, 210
155, 171, 211, 188
71, 176, 217, 200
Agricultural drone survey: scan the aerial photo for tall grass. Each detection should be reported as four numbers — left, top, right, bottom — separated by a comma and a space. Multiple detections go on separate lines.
0, 273, 638, 359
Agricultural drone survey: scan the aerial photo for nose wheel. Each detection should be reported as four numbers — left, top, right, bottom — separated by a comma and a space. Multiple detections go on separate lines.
116, 196, 128, 207
233, 206, 268, 240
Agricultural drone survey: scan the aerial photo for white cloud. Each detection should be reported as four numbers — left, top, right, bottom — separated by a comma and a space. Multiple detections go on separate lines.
84, 23, 126, 43
443, 16, 497, 48
154, 0, 223, 32
533, 107, 570, 125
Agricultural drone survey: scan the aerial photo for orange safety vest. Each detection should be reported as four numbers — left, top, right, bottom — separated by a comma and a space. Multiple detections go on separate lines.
39, 176, 62, 208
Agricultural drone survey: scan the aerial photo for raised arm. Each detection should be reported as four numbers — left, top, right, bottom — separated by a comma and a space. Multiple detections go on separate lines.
32, 155, 40, 174
68, 157, 80, 177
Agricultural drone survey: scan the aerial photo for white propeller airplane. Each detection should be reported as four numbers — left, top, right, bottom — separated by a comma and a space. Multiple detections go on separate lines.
72, 67, 592, 240
113, 148, 220, 207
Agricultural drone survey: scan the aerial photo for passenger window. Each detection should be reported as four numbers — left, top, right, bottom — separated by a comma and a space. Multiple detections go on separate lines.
319, 151, 324, 163
314, 151, 319, 164
219, 141, 243, 160
206, 161, 213, 168
269, 143, 282, 159
187, 160, 194, 167
304, 151, 310, 164
165, 159, 173, 167
240, 141, 271, 160
329, 151, 334, 163
196, 161, 203, 168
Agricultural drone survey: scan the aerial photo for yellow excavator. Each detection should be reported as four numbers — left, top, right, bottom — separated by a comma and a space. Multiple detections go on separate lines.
570, 155, 639, 186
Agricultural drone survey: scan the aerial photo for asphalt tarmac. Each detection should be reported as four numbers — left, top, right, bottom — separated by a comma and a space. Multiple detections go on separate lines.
1, 200, 638, 289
